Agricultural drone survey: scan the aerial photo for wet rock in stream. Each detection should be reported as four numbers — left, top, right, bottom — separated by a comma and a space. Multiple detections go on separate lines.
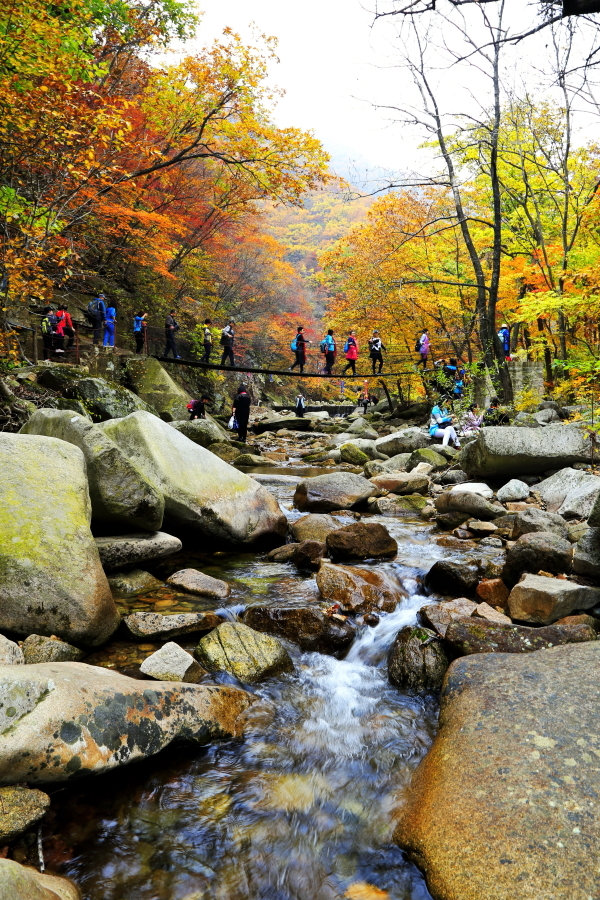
316, 561, 406, 614
243, 605, 355, 654
123, 610, 222, 640
388, 626, 449, 691
195, 622, 294, 683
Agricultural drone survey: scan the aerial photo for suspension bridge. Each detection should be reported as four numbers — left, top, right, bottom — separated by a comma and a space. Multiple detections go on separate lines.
154, 356, 420, 378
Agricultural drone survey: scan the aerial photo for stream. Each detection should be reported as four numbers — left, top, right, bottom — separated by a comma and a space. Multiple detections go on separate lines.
44, 476, 498, 900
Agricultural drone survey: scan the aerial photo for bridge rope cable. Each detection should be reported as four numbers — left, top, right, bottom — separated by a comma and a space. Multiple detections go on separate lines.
154, 356, 426, 378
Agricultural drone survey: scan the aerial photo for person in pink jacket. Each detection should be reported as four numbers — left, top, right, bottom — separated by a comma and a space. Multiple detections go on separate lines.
342, 330, 359, 375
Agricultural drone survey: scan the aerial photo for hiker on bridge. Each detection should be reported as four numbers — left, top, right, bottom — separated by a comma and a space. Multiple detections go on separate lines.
342, 330, 359, 376
87, 293, 106, 346
203, 319, 213, 364
368, 329, 386, 374
321, 329, 336, 375
164, 310, 181, 358
290, 325, 310, 373
415, 329, 430, 367
133, 312, 147, 354
220, 319, 235, 366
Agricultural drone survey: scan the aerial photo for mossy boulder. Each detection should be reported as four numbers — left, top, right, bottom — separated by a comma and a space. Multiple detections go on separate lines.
340, 443, 370, 466
169, 417, 229, 447
388, 625, 449, 690
406, 447, 448, 471
373, 494, 429, 515
196, 622, 294, 683
125, 356, 191, 421
0, 433, 120, 646
67, 376, 157, 422
100, 412, 287, 545
21, 409, 164, 531
21, 634, 84, 664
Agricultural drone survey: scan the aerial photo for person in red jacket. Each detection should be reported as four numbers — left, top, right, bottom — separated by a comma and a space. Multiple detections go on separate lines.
342, 330, 359, 375
55, 303, 75, 351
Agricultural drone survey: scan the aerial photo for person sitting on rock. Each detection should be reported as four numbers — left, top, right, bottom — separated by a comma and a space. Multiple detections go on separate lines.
461, 403, 483, 437
429, 401, 461, 448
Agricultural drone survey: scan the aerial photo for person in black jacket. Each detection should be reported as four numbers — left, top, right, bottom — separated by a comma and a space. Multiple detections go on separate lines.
164, 311, 180, 358
220, 320, 235, 366
232, 384, 251, 442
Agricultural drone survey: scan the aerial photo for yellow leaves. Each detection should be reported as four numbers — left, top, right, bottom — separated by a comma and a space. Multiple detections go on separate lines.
345, 883, 389, 900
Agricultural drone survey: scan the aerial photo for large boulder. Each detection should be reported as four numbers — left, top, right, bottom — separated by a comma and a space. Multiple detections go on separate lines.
388, 626, 449, 691
195, 622, 293, 683
444, 616, 596, 654
0, 859, 79, 900
374, 428, 431, 456
22, 634, 85, 664
339, 443, 370, 466
67, 376, 156, 422
290, 513, 340, 543
535, 467, 600, 519
325, 522, 398, 560
95, 531, 182, 571
434, 490, 503, 521
243, 605, 355, 654
0, 434, 119, 646
293, 472, 376, 512
461, 425, 592, 477
316, 561, 405, 614
124, 356, 191, 421
0, 786, 50, 842
0, 662, 252, 783
503, 532, 573, 584
99, 412, 287, 545
21, 409, 164, 531
512, 507, 569, 540
425, 559, 480, 596
169, 418, 229, 447
395, 642, 600, 900
507, 573, 600, 624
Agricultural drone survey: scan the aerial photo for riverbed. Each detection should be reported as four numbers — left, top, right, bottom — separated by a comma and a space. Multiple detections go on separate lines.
44, 476, 497, 900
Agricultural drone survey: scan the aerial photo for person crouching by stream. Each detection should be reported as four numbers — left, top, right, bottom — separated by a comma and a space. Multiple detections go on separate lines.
188, 394, 211, 420
429, 400, 461, 448
232, 384, 251, 442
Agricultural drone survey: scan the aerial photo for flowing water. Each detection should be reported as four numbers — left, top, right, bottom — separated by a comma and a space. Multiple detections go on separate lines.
45, 478, 499, 900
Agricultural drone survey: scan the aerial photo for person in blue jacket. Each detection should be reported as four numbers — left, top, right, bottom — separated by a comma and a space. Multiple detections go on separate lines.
103, 304, 117, 348
498, 323, 511, 359
429, 401, 461, 448
322, 329, 336, 375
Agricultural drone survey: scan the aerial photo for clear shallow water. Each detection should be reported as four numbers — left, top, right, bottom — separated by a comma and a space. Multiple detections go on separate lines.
46, 481, 490, 900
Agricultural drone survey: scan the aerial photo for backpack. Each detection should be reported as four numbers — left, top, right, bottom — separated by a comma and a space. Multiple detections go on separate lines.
88, 298, 103, 318
414, 337, 422, 352
290, 337, 298, 352
319, 338, 328, 354
41, 313, 58, 334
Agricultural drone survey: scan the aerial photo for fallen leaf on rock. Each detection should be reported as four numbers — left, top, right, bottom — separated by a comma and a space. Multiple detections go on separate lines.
345, 883, 389, 900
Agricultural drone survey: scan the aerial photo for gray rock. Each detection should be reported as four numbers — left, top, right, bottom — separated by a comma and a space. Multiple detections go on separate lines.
107, 569, 163, 596
0, 662, 252, 783
169, 418, 229, 447
536, 467, 600, 519
326, 522, 398, 560
166, 568, 231, 599
21, 409, 165, 531
290, 513, 340, 543
21, 634, 84, 664
374, 427, 431, 456
0, 786, 50, 842
196, 622, 294, 683
439, 470, 469, 485
513, 507, 569, 539
124, 611, 222, 640
388, 626, 449, 690
395, 642, 600, 900
496, 479, 530, 502
95, 531, 182, 572
425, 559, 480, 596
0, 635, 24, 666
0, 859, 78, 900
0, 434, 119, 647
254, 416, 312, 434
444, 616, 596, 654
100, 412, 287, 545
406, 448, 447, 471
449, 482, 493, 498
573, 527, 600, 580
434, 490, 503, 521
293, 472, 376, 512
508, 573, 600, 624
462, 425, 592, 477
534, 407, 561, 425
504, 532, 573, 584
140, 642, 205, 683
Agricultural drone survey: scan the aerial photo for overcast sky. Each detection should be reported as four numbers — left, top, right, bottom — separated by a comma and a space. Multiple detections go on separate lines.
190, 1, 600, 186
